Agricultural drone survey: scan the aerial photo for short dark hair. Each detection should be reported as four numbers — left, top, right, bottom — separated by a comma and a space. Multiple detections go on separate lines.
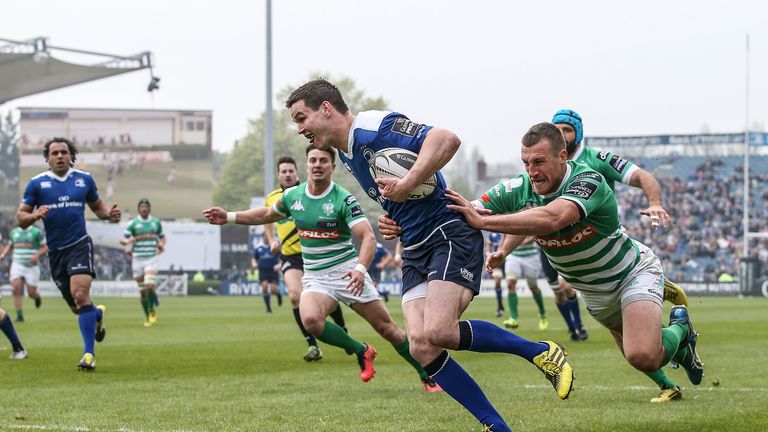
285, 78, 350, 114
276, 156, 297, 169
305, 143, 336, 163
43, 137, 78, 166
521, 123, 566, 155
138, 198, 151, 209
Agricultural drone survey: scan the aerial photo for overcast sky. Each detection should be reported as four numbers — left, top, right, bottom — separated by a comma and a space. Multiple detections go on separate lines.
3, 0, 767, 163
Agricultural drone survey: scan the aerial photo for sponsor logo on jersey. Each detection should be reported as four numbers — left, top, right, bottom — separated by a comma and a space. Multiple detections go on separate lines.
298, 228, 342, 239
58, 195, 70, 202
350, 205, 363, 217
317, 221, 338, 228
504, 177, 524, 191
41, 181, 51, 189
597, 151, 609, 161
291, 200, 305, 212
344, 195, 357, 205
368, 187, 378, 198
322, 202, 335, 216
534, 225, 596, 248
362, 147, 375, 162
609, 155, 628, 173
573, 172, 603, 182
74, 177, 86, 187
343, 162, 353, 173
460, 268, 475, 282
391, 118, 422, 137
481, 193, 491, 202
565, 181, 598, 200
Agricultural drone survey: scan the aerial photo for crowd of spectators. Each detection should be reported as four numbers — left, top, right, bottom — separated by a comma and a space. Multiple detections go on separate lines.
617, 157, 768, 283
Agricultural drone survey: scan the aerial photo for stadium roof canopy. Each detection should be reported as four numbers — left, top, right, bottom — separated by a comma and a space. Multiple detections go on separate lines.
0, 36, 153, 105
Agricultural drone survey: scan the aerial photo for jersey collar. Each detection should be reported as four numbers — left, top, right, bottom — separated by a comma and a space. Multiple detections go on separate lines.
47, 168, 74, 182
570, 143, 585, 161
306, 181, 335, 199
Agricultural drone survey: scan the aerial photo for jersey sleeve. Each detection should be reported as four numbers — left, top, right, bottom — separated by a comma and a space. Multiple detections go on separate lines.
591, 150, 638, 185
378, 113, 433, 153
342, 194, 367, 228
156, 220, 165, 238
474, 175, 529, 214
274, 188, 293, 216
22, 180, 39, 207
85, 175, 100, 203
558, 172, 612, 220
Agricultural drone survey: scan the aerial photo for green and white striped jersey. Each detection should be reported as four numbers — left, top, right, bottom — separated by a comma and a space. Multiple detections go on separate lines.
124, 216, 164, 260
571, 145, 638, 191
510, 242, 538, 258
478, 160, 639, 293
274, 182, 367, 271
9, 226, 45, 267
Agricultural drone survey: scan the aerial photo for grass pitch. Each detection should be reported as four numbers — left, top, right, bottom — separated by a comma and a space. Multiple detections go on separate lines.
1, 295, 766, 431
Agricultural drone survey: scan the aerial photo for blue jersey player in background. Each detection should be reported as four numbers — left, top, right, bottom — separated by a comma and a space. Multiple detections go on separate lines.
253, 236, 282, 313
17, 137, 121, 371
286, 79, 574, 432
368, 242, 392, 302
486, 231, 506, 317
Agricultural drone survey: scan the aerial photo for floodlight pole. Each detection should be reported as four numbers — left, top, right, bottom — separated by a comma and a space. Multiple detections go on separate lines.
264, 0, 275, 194
742, 33, 750, 258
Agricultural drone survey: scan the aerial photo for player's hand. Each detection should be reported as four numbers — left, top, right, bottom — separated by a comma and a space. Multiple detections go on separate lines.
445, 188, 490, 229
375, 177, 412, 202
392, 254, 403, 266
124, 248, 132, 257
203, 207, 227, 225
34, 205, 50, 221
108, 204, 121, 223
30, 255, 38, 265
377, 213, 401, 240
639, 204, 670, 230
485, 251, 505, 273
157, 243, 165, 254
270, 241, 280, 254
343, 269, 366, 297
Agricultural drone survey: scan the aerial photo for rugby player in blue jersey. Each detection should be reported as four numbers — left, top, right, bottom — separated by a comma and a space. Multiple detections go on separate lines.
17, 137, 121, 371
285, 79, 573, 432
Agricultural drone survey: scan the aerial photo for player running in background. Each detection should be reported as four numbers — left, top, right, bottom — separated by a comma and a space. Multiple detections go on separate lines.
120, 198, 165, 327
447, 122, 704, 404
0, 306, 27, 359
17, 137, 120, 371
368, 242, 392, 302
285, 79, 573, 432
0, 225, 47, 322
485, 232, 506, 317
264, 155, 348, 362
252, 235, 282, 314
501, 237, 548, 331
205, 145, 440, 393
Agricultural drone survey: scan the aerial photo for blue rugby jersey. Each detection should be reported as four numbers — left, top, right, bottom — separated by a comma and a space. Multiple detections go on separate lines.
488, 232, 503, 252
338, 110, 463, 247
254, 243, 280, 272
22, 169, 99, 251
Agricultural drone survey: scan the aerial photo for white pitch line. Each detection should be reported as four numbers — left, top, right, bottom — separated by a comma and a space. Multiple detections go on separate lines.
520, 384, 768, 392
0, 425, 193, 432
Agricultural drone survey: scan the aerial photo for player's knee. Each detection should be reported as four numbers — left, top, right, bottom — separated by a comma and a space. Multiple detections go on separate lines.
424, 324, 459, 349
625, 350, 660, 372
301, 314, 325, 336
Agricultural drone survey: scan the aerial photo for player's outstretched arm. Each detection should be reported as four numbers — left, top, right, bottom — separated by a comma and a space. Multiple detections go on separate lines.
203, 206, 284, 226
630, 168, 670, 229
445, 189, 581, 235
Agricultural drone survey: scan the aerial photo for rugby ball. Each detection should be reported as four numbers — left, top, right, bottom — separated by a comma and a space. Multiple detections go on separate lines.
369, 148, 436, 200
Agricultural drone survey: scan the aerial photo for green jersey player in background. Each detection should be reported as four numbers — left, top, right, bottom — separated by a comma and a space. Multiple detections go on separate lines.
121, 199, 165, 327
448, 122, 704, 403
203, 144, 441, 393
0, 225, 47, 322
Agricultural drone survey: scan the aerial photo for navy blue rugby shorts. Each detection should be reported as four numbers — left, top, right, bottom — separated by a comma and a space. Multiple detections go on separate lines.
48, 236, 96, 308
401, 220, 484, 295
